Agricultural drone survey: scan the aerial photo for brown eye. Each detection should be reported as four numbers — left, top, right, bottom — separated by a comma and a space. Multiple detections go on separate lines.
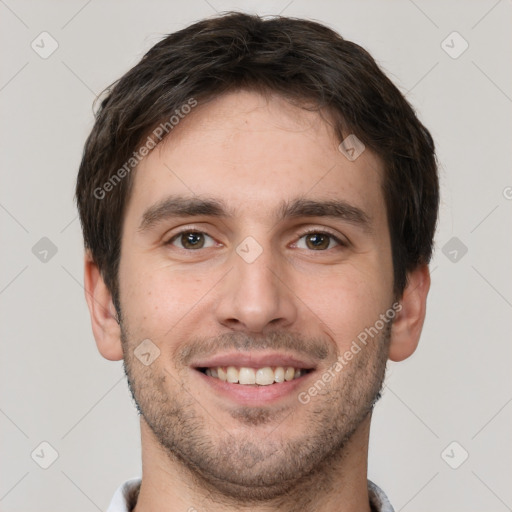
181, 232, 204, 249
167, 231, 215, 250
305, 233, 330, 250
295, 231, 344, 251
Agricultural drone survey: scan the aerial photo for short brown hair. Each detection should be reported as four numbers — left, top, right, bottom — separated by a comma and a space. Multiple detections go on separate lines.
75, 12, 439, 311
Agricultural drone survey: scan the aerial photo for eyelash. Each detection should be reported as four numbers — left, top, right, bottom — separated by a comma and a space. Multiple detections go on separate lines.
164, 227, 347, 251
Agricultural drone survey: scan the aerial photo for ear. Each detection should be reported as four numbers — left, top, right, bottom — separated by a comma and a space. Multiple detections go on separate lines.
388, 264, 431, 362
83, 250, 123, 361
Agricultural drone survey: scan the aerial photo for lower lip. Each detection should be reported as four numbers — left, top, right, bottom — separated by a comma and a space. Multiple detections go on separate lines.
193, 369, 313, 406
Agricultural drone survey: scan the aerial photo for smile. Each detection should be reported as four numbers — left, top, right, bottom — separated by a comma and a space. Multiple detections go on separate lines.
198, 366, 310, 385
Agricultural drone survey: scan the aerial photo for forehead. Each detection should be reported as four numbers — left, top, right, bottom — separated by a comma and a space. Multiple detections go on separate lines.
124, 90, 386, 229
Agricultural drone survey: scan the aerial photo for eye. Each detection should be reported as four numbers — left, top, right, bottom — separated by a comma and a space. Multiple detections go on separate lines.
166, 230, 217, 250
294, 230, 345, 251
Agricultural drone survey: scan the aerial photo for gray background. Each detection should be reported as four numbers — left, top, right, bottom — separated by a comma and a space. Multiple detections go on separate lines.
1, 0, 511, 510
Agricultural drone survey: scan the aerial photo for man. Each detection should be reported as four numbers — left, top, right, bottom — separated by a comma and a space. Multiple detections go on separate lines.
76, 11, 438, 512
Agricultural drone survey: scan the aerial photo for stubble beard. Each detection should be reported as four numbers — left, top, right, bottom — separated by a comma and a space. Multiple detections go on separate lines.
120, 319, 391, 505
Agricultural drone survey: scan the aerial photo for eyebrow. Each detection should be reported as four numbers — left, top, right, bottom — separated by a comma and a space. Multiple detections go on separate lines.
138, 195, 372, 234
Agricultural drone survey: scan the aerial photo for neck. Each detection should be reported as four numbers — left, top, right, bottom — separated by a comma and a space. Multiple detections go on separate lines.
132, 414, 373, 512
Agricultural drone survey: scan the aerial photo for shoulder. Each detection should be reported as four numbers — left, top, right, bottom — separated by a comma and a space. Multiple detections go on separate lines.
106, 477, 142, 512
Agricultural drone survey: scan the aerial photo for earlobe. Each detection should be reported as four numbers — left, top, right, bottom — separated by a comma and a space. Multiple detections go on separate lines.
83, 250, 124, 361
388, 264, 431, 362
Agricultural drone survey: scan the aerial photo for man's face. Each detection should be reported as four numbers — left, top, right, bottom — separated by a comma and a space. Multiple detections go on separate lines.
117, 90, 395, 498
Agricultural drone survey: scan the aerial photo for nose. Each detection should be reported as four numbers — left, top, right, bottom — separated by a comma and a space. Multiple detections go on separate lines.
213, 240, 298, 334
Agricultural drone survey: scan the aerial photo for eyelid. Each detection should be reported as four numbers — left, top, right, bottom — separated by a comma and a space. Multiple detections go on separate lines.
293, 227, 349, 248
164, 225, 219, 247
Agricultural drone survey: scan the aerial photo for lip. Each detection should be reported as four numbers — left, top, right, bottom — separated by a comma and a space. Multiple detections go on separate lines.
190, 351, 317, 406
193, 366, 315, 406
191, 351, 317, 371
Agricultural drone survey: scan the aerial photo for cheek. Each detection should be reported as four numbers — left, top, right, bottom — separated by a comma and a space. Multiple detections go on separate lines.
119, 255, 221, 343
303, 264, 392, 347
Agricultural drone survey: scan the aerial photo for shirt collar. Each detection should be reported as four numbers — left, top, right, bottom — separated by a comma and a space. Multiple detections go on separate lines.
106, 477, 394, 512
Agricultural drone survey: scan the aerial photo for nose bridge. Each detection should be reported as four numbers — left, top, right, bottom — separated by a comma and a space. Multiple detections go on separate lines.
214, 234, 297, 333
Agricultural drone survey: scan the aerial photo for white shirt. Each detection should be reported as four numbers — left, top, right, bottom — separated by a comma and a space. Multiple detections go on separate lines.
106, 477, 394, 512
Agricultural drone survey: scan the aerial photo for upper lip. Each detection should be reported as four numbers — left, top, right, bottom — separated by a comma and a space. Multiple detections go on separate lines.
192, 351, 317, 370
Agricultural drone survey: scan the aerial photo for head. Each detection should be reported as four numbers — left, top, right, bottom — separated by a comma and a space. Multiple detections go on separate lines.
77, 12, 438, 502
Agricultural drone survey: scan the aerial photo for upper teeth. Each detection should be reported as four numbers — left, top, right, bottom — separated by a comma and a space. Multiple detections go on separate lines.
204, 366, 304, 385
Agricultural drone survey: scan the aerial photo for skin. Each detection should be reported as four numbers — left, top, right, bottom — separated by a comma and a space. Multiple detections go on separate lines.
84, 90, 430, 512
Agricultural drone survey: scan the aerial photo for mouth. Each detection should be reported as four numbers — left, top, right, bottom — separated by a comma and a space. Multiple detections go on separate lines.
191, 352, 316, 405
196, 365, 312, 385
